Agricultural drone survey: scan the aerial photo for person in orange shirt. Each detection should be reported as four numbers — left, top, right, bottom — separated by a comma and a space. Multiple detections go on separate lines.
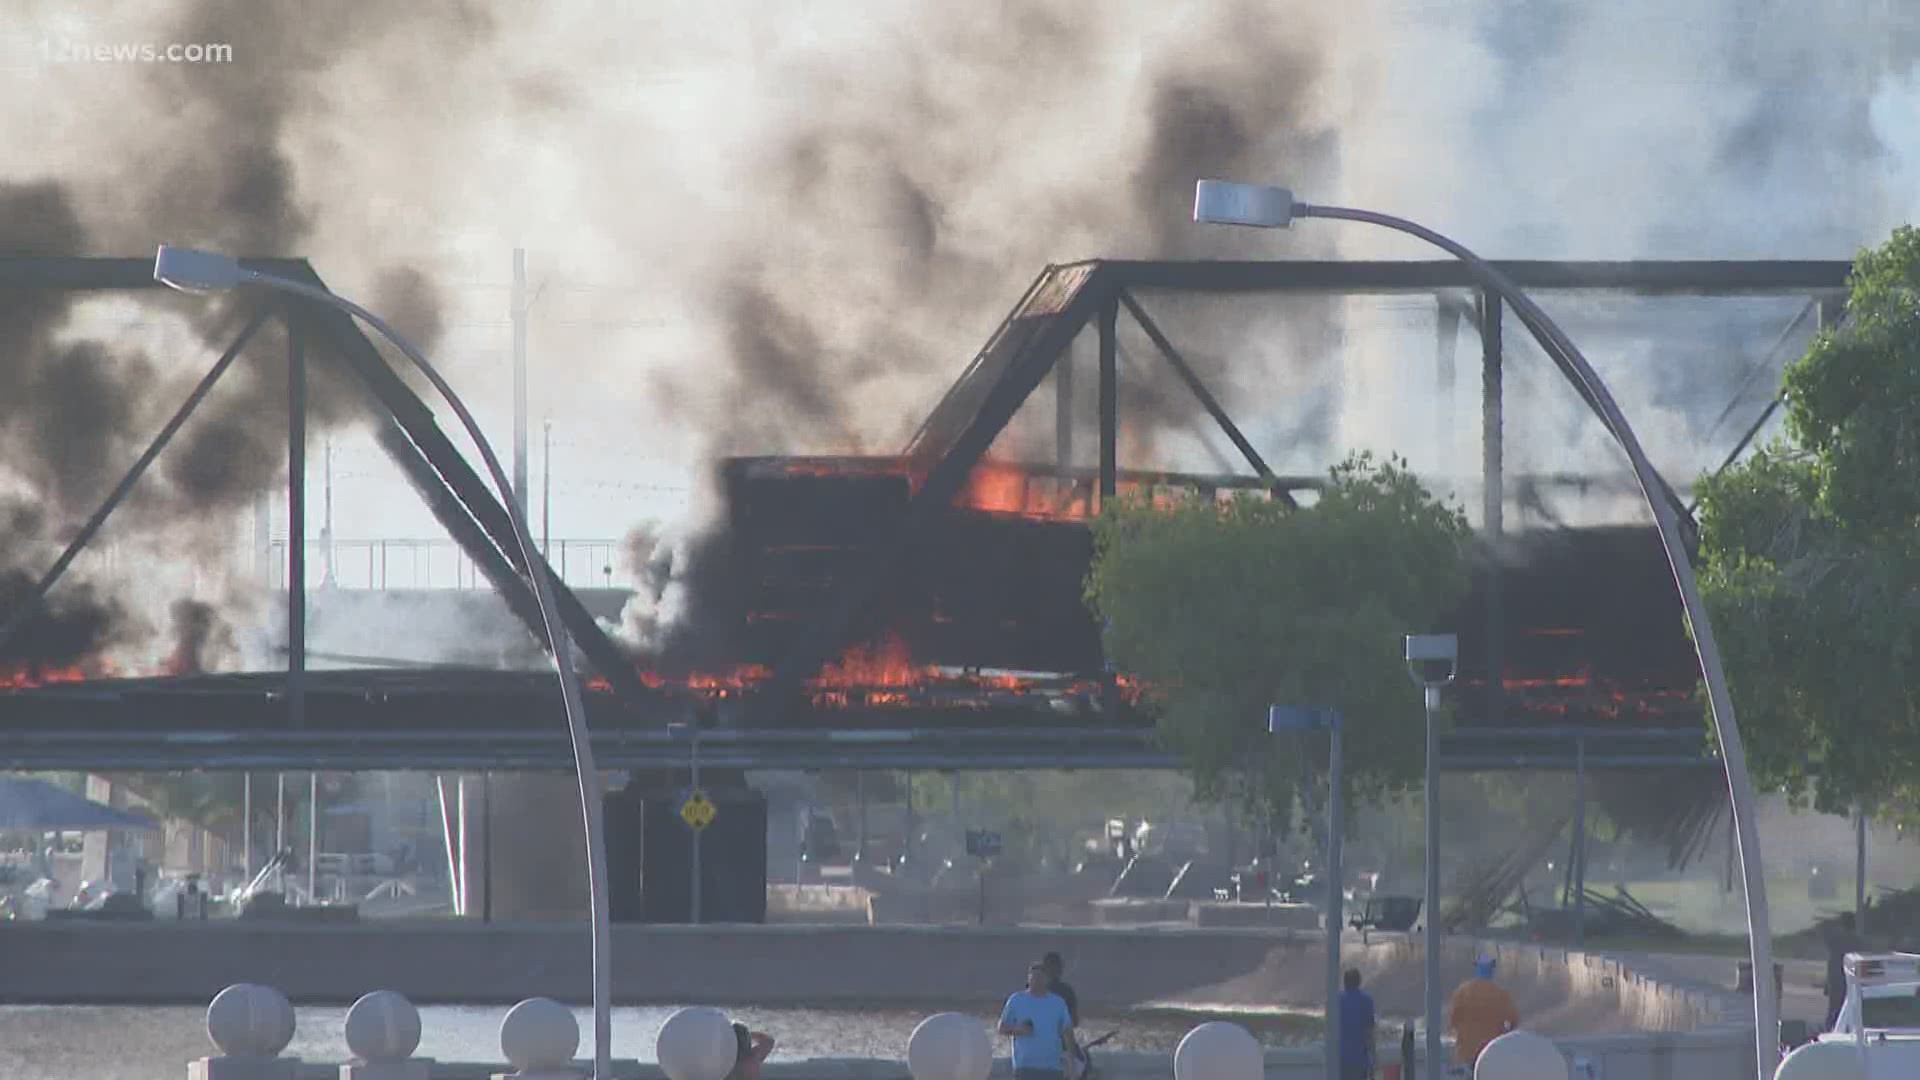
1447, 956, 1519, 1068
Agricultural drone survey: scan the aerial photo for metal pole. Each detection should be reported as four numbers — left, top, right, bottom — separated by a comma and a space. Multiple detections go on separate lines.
1097, 297, 1118, 508
275, 773, 285, 894
1573, 734, 1588, 947
1056, 347, 1074, 478
322, 437, 334, 586
1857, 804, 1868, 936
903, 772, 915, 870
542, 420, 552, 556
435, 775, 461, 916
513, 248, 529, 514
307, 772, 318, 903
458, 774, 470, 920
1481, 292, 1504, 727
242, 773, 252, 882
288, 317, 306, 730
1423, 685, 1441, 1080
1324, 715, 1344, 1080
978, 860, 987, 926
690, 732, 702, 924
483, 771, 494, 923
1298, 203, 1779, 1078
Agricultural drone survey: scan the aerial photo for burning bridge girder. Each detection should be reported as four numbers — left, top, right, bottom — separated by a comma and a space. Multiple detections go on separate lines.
0, 257, 647, 704
766, 257, 1853, 709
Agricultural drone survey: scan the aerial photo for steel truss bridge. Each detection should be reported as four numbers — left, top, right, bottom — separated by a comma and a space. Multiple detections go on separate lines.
0, 256, 1850, 774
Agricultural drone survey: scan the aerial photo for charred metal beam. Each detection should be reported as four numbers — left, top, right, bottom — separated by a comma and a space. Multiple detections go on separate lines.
371, 421, 553, 649
1098, 295, 1118, 504
768, 264, 1111, 710
272, 271, 648, 702
1056, 348, 1073, 475
287, 310, 307, 728
1117, 291, 1298, 509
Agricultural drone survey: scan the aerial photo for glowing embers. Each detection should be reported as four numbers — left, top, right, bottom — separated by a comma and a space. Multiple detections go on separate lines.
0, 664, 96, 690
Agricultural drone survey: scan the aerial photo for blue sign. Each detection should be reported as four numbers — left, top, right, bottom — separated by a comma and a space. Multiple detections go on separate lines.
1268, 706, 1340, 733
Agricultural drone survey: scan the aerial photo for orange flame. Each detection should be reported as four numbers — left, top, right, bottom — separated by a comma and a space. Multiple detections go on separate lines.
0, 665, 91, 690
812, 634, 932, 688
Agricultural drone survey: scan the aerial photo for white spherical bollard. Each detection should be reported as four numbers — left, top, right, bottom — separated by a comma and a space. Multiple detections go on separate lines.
1173, 1021, 1263, 1080
907, 1012, 993, 1080
1473, 1030, 1568, 1080
656, 1006, 738, 1080
1775, 1041, 1869, 1080
206, 983, 296, 1059
499, 997, 580, 1073
345, 990, 423, 1063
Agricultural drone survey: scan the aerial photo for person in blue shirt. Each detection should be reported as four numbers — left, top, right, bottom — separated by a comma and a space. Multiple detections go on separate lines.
999, 961, 1075, 1080
1338, 968, 1376, 1080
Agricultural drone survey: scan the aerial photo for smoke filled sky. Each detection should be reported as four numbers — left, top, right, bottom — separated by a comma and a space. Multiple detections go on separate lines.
3, 0, 1917, 586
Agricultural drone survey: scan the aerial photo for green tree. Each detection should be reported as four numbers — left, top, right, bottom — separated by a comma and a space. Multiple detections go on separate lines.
1086, 451, 1472, 833
1695, 226, 1920, 818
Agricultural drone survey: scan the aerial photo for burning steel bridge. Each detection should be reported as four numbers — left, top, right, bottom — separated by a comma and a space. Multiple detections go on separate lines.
0, 256, 1851, 772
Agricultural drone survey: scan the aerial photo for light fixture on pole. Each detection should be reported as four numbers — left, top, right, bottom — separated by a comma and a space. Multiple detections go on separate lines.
1270, 705, 1344, 1080
1194, 180, 1778, 1080
1403, 633, 1456, 1080
154, 245, 615, 1080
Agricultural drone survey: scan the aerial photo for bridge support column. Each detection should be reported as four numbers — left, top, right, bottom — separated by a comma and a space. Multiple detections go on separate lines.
482, 772, 589, 921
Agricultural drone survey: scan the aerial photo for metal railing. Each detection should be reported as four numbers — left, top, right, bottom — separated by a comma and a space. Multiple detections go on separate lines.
263, 538, 632, 591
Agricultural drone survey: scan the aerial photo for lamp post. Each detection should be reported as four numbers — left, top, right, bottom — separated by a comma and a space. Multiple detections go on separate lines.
1270, 705, 1343, 1080
153, 246, 614, 1080
1193, 181, 1778, 1079
1404, 634, 1457, 1080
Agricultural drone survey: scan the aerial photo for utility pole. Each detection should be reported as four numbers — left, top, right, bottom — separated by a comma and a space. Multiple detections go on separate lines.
512, 249, 529, 515
542, 419, 552, 556
321, 437, 334, 586
308, 772, 318, 903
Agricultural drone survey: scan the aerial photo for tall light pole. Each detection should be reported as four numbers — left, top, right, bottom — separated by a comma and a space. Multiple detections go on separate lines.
154, 246, 614, 1080
1194, 180, 1779, 1078
1405, 634, 1457, 1080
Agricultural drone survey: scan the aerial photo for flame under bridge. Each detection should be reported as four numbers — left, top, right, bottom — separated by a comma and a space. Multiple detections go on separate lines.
0, 257, 1850, 772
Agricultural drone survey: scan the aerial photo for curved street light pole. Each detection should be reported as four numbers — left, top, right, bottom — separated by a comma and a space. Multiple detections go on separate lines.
1192, 186, 1777, 1079
153, 247, 615, 1079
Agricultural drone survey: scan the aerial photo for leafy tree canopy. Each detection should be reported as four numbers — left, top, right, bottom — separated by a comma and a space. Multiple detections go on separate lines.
1086, 451, 1472, 833
1695, 226, 1920, 817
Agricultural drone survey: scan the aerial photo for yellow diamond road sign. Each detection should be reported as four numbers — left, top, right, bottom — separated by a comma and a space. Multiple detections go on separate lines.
680, 790, 717, 831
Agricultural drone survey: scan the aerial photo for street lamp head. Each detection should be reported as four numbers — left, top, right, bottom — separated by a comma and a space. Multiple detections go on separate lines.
153, 245, 254, 293
1404, 633, 1458, 688
1193, 180, 1298, 229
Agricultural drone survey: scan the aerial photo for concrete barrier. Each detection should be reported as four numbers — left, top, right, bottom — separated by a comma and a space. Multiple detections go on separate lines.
218, 971, 1753, 1080
29, 921, 1741, 1041
283, 1033, 1757, 1080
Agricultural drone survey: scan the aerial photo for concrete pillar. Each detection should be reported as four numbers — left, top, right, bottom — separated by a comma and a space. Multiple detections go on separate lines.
483, 773, 588, 921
